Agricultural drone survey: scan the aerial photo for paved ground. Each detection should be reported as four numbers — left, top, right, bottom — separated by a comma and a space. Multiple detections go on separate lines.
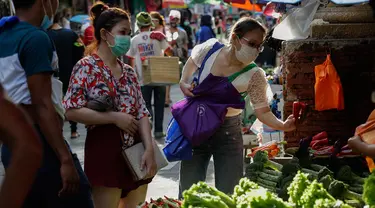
0, 85, 215, 200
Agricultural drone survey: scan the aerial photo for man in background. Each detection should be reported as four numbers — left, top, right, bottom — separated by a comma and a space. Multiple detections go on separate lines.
128, 12, 173, 139
48, 9, 85, 139
166, 10, 188, 107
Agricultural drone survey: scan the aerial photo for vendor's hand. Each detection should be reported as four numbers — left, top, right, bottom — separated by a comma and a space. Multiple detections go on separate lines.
141, 149, 157, 178
112, 112, 138, 136
179, 81, 194, 97
150, 31, 166, 41
283, 115, 296, 132
348, 135, 365, 153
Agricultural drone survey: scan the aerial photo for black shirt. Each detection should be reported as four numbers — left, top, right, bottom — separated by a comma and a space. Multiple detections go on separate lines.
47, 28, 84, 94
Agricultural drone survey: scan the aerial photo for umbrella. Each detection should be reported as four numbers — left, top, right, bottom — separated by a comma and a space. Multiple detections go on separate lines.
163, 0, 188, 8
190, 0, 222, 4
225, 0, 262, 11
70, 15, 90, 24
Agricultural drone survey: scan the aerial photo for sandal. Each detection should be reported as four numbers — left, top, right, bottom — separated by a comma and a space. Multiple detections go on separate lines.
71, 132, 80, 139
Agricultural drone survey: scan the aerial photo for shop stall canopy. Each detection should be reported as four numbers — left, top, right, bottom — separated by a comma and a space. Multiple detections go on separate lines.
224, 0, 263, 11
190, 0, 222, 4
257, 0, 368, 4
163, 0, 188, 8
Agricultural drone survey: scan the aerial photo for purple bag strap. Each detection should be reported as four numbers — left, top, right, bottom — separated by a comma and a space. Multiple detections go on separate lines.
197, 42, 224, 82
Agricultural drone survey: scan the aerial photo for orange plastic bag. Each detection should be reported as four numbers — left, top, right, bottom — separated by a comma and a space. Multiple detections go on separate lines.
355, 110, 375, 172
314, 55, 345, 111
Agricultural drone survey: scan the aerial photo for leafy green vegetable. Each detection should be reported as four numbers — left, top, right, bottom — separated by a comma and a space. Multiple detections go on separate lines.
253, 151, 283, 171
300, 180, 336, 208
319, 175, 334, 190
287, 171, 311, 206
182, 192, 229, 208
236, 186, 292, 208
363, 171, 375, 207
314, 199, 353, 208
233, 178, 259, 202
328, 180, 363, 202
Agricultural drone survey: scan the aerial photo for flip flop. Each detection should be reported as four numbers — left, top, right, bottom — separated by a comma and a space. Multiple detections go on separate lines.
71, 132, 80, 139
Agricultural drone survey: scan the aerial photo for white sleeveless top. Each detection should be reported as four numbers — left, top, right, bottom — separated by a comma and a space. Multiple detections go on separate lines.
191, 39, 269, 116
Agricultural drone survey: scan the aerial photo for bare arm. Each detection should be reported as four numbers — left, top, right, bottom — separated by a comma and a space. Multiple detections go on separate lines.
65, 107, 115, 125
28, 73, 73, 164
28, 73, 80, 195
138, 117, 153, 152
250, 70, 295, 132
0, 87, 42, 208
255, 107, 284, 130
348, 135, 375, 158
180, 58, 198, 83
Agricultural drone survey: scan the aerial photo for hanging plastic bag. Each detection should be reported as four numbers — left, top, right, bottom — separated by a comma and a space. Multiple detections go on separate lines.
163, 118, 192, 162
272, 0, 320, 40
355, 110, 375, 172
314, 54, 345, 111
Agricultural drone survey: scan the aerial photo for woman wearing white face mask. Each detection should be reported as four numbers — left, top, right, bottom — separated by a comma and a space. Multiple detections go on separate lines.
178, 17, 296, 196
63, 2, 156, 208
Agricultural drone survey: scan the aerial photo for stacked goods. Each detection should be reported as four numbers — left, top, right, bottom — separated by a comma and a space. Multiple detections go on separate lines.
246, 150, 368, 206
301, 131, 360, 158
247, 141, 284, 159
245, 151, 283, 192
182, 178, 292, 208
287, 171, 352, 208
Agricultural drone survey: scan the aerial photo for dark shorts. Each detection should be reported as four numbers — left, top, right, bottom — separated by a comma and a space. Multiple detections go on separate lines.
1, 126, 94, 208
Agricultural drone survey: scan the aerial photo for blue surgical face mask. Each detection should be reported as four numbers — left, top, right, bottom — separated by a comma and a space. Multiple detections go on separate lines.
106, 32, 131, 57
40, 0, 53, 30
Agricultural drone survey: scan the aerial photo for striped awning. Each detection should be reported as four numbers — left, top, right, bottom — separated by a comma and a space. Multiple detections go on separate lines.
255, 0, 368, 4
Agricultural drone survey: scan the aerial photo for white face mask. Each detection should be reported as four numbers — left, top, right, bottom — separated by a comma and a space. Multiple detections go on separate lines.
234, 36, 260, 65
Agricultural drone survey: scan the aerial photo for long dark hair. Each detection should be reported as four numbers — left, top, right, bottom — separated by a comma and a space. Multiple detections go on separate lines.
85, 1, 130, 55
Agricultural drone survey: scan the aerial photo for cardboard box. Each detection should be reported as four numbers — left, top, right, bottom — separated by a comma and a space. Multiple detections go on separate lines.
142, 56, 180, 85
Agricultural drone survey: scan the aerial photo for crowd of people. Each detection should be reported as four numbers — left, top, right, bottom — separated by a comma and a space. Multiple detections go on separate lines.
3, 0, 373, 208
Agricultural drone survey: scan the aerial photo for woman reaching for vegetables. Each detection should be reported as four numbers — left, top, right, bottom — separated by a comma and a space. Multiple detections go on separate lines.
178, 17, 296, 197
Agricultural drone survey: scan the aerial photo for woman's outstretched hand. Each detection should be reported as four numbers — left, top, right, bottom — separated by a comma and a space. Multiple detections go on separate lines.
283, 114, 296, 132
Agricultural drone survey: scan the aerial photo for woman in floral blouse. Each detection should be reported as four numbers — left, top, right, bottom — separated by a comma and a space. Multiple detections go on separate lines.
63, 2, 156, 208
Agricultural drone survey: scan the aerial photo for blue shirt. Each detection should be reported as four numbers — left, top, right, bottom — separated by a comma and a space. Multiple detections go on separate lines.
196, 26, 215, 45
0, 18, 58, 104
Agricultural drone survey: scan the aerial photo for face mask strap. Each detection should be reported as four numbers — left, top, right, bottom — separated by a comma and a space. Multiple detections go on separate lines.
104, 30, 115, 48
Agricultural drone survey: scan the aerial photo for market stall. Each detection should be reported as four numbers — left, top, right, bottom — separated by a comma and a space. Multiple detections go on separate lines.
155, 0, 375, 207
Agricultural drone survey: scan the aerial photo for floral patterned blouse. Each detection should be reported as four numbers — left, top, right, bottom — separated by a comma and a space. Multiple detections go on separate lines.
63, 54, 149, 146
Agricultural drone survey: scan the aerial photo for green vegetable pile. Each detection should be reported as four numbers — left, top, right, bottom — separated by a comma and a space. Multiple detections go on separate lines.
287, 171, 353, 208
363, 170, 375, 208
182, 182, 236, 208
182, 178, 291, 208
245, 151, 282, 193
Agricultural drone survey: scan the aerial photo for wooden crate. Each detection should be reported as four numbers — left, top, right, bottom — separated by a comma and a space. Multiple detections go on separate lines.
142, 56, 180, 85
